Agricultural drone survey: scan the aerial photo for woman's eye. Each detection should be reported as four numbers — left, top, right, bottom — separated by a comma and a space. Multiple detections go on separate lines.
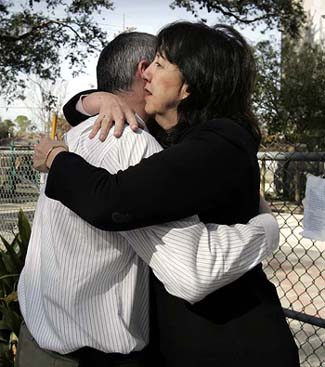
155, 61, 162, 68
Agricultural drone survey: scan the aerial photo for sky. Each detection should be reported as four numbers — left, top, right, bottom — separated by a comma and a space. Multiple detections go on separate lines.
0, 0, 278, 126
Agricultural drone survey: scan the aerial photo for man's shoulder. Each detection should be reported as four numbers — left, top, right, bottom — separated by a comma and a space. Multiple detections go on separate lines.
117, 125, 163, 154
66, 116, 100, 149
122, 125, 156, 140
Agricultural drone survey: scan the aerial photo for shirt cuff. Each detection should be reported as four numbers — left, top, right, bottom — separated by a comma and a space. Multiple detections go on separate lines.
76, 95, 92, 116
249, 213, 280, 254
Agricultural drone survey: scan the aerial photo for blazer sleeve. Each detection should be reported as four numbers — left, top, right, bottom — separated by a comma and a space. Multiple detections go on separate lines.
63, 89, 98, 126
45, 126, 253, 230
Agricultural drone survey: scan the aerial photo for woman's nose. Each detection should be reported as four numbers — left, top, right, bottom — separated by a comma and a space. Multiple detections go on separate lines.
143, 62, 153, 81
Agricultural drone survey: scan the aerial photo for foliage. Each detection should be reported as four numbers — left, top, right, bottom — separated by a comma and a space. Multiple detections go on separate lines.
0, 210, 31, 367
0, 0, 114, 102
281, 39, 325, 148
14, 115, 37, 136
0, 119, 15, 139
254, 38, 325, 149
170, 0, 306, 38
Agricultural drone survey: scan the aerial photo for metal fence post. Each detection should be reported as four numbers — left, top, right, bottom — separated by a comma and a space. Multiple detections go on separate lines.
260, 159, 266, 196
8, 142, 16, 196
294, 161, 301, 203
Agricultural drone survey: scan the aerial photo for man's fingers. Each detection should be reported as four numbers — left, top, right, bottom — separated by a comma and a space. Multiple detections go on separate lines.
33, 146, 48, 172
32, 138, 67, 172
35, 133, 45, 142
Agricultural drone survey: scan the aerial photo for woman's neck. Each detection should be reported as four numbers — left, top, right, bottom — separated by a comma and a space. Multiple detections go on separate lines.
155, 110, 178, 131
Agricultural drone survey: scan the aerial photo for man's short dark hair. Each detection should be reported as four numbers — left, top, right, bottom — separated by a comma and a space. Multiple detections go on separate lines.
97, 32, 156, 92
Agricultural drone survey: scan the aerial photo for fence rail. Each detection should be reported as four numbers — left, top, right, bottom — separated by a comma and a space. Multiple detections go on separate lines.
0, 146, 324, 367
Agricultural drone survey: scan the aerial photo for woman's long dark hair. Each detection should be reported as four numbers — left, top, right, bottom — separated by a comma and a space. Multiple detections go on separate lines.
156, 21, 261, 145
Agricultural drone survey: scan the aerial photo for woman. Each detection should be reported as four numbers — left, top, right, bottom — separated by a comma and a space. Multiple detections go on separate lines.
35, 22, 299, 366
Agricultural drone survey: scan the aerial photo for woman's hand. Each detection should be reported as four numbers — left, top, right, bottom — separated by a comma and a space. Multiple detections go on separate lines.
33, 136, 68, 172
259, 195, 273, 215
82, 92, 140, 141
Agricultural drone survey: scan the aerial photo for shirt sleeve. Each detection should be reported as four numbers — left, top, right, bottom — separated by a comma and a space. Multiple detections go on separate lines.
45, 126, 253, 230
63, 89, 98, 127
121, 213, 279, 303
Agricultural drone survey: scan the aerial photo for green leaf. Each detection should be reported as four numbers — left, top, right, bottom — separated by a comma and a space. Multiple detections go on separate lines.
0, 320, 9, 331
0, 306, 21, 337
0, 340, 13, 367
17, 210, 31, 258
0, 275, 19, 282
0, 257, 12, 291
0, 235, 21, 274
0, 253, 18, 279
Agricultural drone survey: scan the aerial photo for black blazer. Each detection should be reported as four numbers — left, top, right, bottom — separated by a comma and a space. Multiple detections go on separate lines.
47, 101, 299, 367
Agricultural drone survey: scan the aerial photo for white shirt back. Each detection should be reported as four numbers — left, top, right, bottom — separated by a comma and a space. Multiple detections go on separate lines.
18, 116, 163, 354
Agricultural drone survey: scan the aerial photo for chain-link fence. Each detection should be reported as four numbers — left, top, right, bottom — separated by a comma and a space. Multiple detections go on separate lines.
259, 147, 325, 367
0, 145, 39, 241
0, 144, 324, 366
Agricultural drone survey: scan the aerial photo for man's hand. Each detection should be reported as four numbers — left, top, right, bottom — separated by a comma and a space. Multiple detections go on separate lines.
33, 136, 68, 172
82, 92, 140, 141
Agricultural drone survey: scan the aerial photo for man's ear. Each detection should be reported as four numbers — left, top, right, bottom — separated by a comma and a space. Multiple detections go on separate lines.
137, 59, 150, 78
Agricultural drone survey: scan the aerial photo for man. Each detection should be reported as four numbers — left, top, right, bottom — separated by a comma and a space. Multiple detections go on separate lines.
18, 32, 278, 367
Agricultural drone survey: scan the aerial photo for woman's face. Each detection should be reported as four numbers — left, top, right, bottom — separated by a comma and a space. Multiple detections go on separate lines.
143, 52, 189, 130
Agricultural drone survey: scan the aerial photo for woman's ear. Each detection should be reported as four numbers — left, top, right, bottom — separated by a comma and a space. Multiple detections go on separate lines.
180, 83, 190, 101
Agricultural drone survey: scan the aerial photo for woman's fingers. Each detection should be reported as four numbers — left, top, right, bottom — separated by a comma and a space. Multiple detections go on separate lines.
99, 115, 114, 141
125, 109, 139, 132
113, 102, 139, 137
89, 116, 103, 139
88, 95, 139, 141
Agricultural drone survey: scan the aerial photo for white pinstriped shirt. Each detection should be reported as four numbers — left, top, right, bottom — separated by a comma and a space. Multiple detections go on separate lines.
18, 116, 279, 355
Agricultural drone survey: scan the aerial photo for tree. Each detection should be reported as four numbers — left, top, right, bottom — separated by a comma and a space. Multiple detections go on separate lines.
14, 115, 36, 136
254, 38, 325, 149
253, 39, 283, 141
0, 118, 15, 139
24, 76, 68, 133
170, 0, 306, 38
0, 0, 113, 101
280, 39, 325, 148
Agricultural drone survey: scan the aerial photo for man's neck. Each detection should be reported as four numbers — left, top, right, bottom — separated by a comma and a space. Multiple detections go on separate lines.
115, 91, 148, 122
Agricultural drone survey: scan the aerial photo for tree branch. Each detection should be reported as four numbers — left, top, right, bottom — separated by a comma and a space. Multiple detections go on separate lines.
212, 4, 277, 24
0, 19, 87, 43
0, 20, 54, 42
